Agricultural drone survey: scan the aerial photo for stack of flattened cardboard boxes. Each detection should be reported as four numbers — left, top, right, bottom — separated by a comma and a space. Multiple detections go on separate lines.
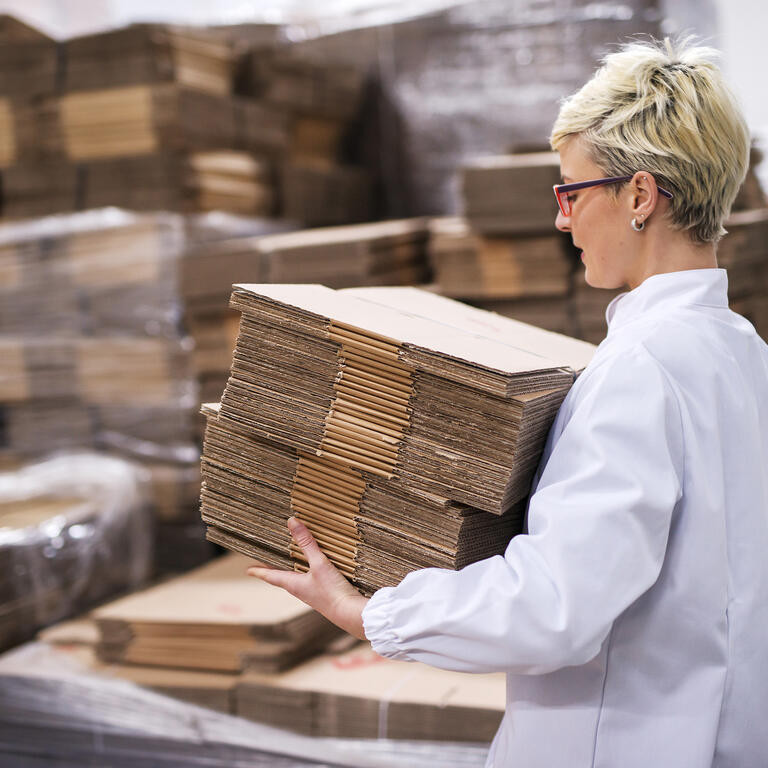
0, 209, 289, 574
0, 453, 152, 652
38, 553, 506, 742
200, 284, 595, 595
236, 47, 372, 226
432, 152, 576, 335
0, 17, 372, 225
434, 150, 768, 344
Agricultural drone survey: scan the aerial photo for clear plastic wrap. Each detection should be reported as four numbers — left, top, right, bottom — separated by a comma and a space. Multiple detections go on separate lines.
0, 207, 303, 572
0, 452, 152, 651
287, 0, 662, 217
0, 641, 490, 767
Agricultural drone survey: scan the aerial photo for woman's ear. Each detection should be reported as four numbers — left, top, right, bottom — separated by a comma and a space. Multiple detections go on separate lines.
630, 171, 659, 223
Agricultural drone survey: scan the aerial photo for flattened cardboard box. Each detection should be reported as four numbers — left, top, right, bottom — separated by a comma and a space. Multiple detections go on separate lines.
238, 643, 505, 741
93, 553, 343, 673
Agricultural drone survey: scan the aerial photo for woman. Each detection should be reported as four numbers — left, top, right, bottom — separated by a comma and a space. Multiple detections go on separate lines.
248, 38, 768, 767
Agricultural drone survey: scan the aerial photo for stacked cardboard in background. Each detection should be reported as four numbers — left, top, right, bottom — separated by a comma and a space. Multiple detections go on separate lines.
237, 643, 504, 741
0, 16, 57, 93
429, 149, 768, 344
236, 48, 372, 226
0, 18, 372, 225
0, 642, 499, 764
0, 453, 152, 652
719, 208, 768, 339
92, 554, 344, 673
200, 284, 595, 594
429, 151, 575, 335
32, 547, 505, 744
0, 209, 439, 574
0, 209, 294, 574
181, 217, 431, 406
40, 612, 506, 743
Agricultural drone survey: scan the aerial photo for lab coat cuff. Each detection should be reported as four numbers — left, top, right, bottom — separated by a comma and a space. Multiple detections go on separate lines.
361, 587, 412, 660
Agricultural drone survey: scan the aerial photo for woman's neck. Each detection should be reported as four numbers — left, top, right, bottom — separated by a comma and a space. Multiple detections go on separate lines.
627, 230, 717, 290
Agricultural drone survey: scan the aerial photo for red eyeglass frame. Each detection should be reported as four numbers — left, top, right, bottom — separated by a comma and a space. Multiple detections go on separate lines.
553, 175, 674, 217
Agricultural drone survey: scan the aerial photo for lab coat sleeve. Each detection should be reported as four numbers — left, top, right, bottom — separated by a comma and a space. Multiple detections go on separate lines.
362, 345, 684, 674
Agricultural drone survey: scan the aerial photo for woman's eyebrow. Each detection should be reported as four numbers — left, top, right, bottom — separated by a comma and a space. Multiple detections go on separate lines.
561, 175, 573, 183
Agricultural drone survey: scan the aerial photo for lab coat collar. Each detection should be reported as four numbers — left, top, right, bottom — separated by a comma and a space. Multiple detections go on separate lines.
605, 268, 729, 330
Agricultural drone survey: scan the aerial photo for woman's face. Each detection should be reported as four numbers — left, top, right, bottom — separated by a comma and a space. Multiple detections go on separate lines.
556, 136, 634, 290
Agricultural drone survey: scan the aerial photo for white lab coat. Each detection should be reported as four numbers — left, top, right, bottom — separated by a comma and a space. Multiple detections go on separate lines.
362, 269, 768, 767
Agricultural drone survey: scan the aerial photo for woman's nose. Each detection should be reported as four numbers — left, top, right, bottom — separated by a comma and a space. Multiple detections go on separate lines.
555, 209, 571, 232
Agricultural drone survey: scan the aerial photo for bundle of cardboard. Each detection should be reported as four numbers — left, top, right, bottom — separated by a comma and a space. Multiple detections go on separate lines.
462, 152, 562, 236
182, 218, 430, 404
454, 148, 768, 344
0, 642, 494, 766
425, 151, 578, 336
0, 453, 151, 653
93, 554, 343, 673
236, 47, 373, 226
429, 216, 572, 300
201, 284, 595, 594
40, 617, 504, 743
63, 24, 236, 95
0, 16, 372, 223
0, 15, 58, 98
238, 643, 504, 741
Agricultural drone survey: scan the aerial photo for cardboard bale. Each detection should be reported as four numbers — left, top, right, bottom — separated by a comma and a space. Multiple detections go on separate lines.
64, 24, 235, 96
719, 209, 768, 300
93, 553, 344, 673
58, 85, 241, 162
201, 284, 595, 594
0, 161, 80, 219
462, 152, 561, 235
571, 273, 623, 344
0, 454, 151, 652
237, 643, 504, 741
243, 218, 431, 287
469, 296, 574, 336
429, 216, 572, 298
237, 48, 365, 122
281, 161, 373, 226
0, 15, 58, 99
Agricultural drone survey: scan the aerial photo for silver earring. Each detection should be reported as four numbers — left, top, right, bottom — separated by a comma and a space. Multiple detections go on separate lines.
631, 217, 645, 232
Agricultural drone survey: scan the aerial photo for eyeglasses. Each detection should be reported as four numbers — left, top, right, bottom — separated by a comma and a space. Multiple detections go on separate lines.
553, 176, 674, 217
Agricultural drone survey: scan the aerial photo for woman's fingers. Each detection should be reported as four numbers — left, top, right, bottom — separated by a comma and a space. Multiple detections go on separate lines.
247, 565, 304, 595
246, 517, 369, 640
287, 516, 328, 569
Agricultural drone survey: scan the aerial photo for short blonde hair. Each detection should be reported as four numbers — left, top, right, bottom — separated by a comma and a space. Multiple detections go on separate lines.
550, 38, 750, 243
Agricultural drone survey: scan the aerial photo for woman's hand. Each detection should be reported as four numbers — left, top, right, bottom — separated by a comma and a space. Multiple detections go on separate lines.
247, 516, 369, 640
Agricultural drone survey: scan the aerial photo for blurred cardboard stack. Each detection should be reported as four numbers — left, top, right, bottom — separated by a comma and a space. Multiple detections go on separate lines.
237, 643, 504, 741
181, 217, 431, 404
0, 453, 152, 652
0, 208, 296, 574
430, 148, 768, 344
430, 152, 575, 336
200, 284, 595, 595
92, 554, 344, 673
719, 148, 768, 339
14, 637, 503, 753
0, 17, 372, 225
719, 209, 768, 339
235, 47, 371, 226
35, 556, 505, 743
